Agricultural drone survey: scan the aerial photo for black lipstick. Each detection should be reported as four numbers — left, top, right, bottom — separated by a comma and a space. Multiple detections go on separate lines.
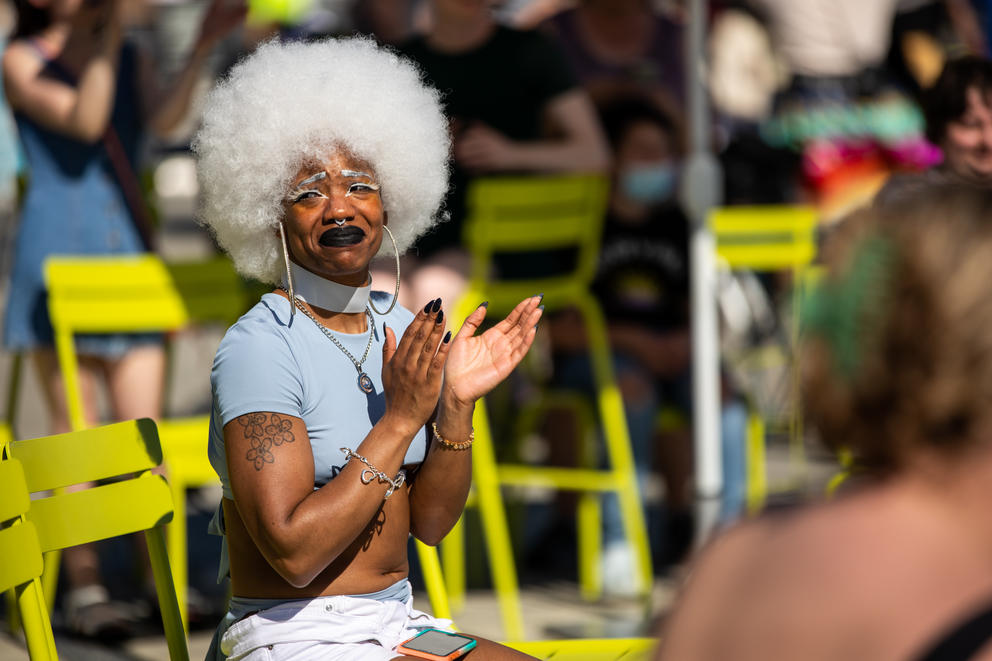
319, 226, 365, 247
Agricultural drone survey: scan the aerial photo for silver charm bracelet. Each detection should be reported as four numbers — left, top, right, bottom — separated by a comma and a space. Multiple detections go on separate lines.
340, 447, 406, 499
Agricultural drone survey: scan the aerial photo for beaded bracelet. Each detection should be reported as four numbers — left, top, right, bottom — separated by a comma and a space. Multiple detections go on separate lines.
431, 422, 474, 450
339, 448, 406, 499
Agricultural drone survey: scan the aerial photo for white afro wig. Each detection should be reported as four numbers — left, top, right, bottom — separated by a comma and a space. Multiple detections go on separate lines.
193, 37, 450, 284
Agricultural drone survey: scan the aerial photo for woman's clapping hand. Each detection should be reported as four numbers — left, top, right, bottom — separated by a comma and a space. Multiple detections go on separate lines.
443, 296, 544, 406
380, 299, 452, 435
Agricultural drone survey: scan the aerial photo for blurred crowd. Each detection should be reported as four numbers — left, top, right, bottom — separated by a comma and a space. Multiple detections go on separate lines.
2, 0, 992, 649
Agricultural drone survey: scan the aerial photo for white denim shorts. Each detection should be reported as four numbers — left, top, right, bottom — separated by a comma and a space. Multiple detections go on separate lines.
220, 592, 453, 660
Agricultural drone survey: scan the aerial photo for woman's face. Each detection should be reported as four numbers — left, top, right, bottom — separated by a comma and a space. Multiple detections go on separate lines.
943, 86, 992, 184
281, 149, 385, 286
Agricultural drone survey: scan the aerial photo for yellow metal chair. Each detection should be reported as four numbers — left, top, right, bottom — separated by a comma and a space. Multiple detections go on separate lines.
6, 419, 190, 660
709, 205, 818, 512
44, 254, 254, 628
442, 175, 653, 638
0, 458, 58, 661
507, 638, 655, 659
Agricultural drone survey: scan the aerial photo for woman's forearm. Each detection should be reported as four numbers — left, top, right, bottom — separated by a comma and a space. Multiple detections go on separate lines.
407, 393, 475, 545
146, 41, 211, 136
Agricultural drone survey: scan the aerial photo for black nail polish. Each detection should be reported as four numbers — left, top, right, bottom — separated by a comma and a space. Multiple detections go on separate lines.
538, 304, 545, 311
480, 301, 489, 309
436, 310, 444, 324
431, 298, 442, 313
423, 300, 433, 313
537, 292, 544, 300
443, 330, 452, 343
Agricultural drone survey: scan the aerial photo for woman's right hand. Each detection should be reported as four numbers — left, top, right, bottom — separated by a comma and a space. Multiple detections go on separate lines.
380, 298, 452, 436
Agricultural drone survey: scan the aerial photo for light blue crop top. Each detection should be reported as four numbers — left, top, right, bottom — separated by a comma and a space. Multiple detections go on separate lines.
208, 292, 428, 500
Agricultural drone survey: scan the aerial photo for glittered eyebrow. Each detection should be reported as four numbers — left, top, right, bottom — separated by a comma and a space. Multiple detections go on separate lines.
341, 169, 375, 181
295, 171, 327, 187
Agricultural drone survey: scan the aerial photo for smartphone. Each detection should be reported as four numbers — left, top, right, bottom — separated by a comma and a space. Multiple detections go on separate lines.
396, 628, 478, 660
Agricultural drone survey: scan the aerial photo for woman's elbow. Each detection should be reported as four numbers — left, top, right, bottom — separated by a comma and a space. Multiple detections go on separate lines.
269, 553, 323, 589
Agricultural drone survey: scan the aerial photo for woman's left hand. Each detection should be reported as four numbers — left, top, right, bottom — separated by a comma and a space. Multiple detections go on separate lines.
196, 0, 248, 50
443, 295, 544, 406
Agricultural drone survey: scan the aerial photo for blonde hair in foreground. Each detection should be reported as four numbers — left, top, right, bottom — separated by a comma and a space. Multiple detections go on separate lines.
193, 37, 451, 284
803, 184, 992, 473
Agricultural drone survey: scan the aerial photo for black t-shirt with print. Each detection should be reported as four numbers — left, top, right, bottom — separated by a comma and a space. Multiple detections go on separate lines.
592, 204, 690, 331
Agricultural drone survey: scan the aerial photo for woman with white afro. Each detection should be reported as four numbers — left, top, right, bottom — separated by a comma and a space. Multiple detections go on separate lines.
195, 37, 541, 660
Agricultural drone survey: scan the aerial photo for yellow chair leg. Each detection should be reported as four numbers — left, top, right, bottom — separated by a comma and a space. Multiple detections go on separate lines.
41, 549, 60, 616
746, 412, 767, 514
441, 515, 466, 613
15, 578, 58, 661
581, 296, 653, 597
168, 478, 189, 631
472, 400, 525, 641
145, 526, 190, 658
577, 492, 601, 601
415, 540, 452, 621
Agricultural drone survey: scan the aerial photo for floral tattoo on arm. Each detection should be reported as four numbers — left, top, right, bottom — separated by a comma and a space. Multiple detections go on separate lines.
237, 413, 296, 470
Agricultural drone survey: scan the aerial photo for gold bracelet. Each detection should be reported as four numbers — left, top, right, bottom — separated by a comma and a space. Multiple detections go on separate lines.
431, 422, 474, 450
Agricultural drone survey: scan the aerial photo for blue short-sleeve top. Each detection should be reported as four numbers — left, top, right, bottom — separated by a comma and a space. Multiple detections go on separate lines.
208, 292, 428, 500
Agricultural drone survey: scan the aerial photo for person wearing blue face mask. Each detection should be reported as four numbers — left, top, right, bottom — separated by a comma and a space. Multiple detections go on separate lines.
548, 95, 748, 594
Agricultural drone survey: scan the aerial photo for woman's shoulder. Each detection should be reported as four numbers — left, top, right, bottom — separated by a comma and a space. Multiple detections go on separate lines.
370, 292, 416, 327
219, 293, 296, 350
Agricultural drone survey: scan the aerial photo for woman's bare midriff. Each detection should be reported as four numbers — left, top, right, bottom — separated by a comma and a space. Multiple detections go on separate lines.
223, 486, 413, 599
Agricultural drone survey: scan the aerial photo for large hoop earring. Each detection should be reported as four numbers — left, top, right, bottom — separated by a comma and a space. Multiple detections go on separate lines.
278, 222, 296, 320
369, 225, 400, 316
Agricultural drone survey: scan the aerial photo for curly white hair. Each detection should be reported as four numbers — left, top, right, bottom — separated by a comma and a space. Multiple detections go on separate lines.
193, 37, 450, 284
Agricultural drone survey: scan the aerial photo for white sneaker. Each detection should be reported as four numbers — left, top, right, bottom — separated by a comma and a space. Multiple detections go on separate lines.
601, 543, 640, 598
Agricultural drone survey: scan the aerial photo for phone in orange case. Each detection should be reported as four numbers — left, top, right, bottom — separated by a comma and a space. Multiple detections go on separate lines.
396, 628, 478, 660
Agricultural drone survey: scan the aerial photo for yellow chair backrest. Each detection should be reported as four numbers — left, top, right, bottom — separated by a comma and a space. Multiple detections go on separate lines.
710, 205, 817, 271
44, 254, 253, 431
8, 419, 190, 660
0, 458, 57, 660
463, 174, 609, 310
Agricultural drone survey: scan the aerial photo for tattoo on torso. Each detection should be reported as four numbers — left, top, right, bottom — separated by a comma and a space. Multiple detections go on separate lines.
237, 413, 296, 470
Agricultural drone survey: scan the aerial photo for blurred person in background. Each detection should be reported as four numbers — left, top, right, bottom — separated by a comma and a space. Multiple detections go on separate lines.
2, 0, 244, 639
0, 0, 20, 282
657, 183, 992, 660
922, 55, 992, 184
377, 0, 608, 311
547, 95, 747, 593
538, 0, 685, 114
878, 55, 992, 201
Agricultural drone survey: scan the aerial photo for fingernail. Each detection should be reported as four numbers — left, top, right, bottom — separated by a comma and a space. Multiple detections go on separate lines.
480, 301, 489, 309
443, 330, 451, 343
383, 323, 389, 334
431, 298, 442, 313
538, 304, 544, 311
435, 310, 444, 324
423, 300, 433, 313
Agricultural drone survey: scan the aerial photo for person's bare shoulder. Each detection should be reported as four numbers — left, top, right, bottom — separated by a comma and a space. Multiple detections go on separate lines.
656, 500, 879, 661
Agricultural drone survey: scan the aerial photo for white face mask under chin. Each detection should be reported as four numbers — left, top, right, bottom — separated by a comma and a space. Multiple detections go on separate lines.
282, 261, 371, 313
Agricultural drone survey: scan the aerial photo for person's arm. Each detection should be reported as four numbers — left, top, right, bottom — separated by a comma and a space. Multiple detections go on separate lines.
408, 296, 544, 543
224, 306, 450, 588
2, 1, 124, 143
141, 0, 246, 137
453, 89, 610, 173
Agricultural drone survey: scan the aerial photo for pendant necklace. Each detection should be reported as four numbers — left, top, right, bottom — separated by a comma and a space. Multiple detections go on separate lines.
288, 294, 376, 393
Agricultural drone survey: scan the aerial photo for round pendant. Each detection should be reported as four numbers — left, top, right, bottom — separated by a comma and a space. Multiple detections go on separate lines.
358, 372, 374, 393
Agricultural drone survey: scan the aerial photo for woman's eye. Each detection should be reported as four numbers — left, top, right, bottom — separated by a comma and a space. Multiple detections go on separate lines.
348, 183, 379, 195
291, 190, 326, 203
